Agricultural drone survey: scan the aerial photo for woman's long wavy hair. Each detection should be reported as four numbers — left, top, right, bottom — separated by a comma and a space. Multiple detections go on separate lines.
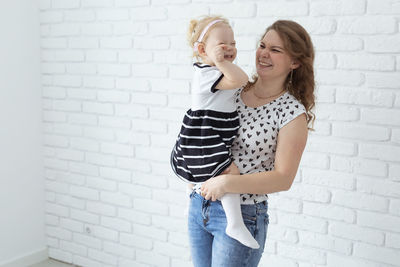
246, 20, 316, 129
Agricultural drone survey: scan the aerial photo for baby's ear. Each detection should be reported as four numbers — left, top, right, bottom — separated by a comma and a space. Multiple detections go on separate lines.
197, 43, 207, 56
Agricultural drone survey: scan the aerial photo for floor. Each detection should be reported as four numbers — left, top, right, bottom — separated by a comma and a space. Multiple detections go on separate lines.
29, 259, 75, 267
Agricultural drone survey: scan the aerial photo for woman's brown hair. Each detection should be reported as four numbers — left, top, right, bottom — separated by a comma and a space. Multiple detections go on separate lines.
247, 20, 316, 129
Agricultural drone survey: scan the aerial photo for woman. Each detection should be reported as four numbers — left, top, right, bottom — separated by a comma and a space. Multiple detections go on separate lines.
187, 20, 315, 267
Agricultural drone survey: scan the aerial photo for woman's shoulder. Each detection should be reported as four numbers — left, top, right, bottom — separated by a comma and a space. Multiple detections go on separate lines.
277, 92, 306, 128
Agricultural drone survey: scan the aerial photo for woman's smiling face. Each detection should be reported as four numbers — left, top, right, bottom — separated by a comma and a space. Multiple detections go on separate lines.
256, 29, 294, 80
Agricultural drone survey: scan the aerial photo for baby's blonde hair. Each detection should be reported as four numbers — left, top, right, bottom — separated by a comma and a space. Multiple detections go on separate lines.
187, 15, 230, 60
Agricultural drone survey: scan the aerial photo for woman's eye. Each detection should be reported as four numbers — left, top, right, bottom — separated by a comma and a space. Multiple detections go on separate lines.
259, 44, 265, 49
272, 49, 281, 52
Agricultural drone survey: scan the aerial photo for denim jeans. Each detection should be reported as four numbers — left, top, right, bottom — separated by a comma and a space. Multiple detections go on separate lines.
188, 192, 269, 267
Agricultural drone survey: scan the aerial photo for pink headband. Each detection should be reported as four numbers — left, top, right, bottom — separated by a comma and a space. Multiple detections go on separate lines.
193, 19, 223, 52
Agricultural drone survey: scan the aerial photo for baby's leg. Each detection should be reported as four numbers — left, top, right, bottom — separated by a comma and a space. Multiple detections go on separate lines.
220, 193, 260, 249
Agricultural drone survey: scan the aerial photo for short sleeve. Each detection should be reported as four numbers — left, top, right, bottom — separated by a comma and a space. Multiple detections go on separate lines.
279, 99, 306, 129
193, 63, 224, 93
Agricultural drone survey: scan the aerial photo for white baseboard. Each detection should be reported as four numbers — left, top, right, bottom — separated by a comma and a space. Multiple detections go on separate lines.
0, 248, 48, 267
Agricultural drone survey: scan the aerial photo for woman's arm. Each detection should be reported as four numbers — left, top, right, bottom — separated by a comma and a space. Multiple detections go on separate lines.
201, 113, 308, 201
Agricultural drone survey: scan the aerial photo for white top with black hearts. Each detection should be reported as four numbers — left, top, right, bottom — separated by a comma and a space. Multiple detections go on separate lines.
231, 88, 306, 204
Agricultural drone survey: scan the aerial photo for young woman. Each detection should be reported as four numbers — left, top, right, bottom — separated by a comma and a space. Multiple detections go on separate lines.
188, 20, 316, 266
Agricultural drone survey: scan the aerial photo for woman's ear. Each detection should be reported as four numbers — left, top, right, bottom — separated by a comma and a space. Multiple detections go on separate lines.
291, 60, 300, 70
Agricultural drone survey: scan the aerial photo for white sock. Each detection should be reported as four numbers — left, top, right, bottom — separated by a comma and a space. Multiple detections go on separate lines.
220, 193, 260, 249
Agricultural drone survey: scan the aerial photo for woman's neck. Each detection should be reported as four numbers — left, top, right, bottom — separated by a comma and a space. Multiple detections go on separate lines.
253, 77, 286, 98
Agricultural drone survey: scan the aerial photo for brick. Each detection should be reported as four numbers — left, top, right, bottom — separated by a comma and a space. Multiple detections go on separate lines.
40, 11, 63, 24
120, 233, 152, 249
316, 70, 364, 86
149, 20, 187, 35
56, 195, 85, 210
101, 216, 131, 232
306, 138, 356, 156
303, 201, 355, 223
132, 64, 168, 78
98, 63, 131, 77
59, 218, 84, 233
100, 191, 132, 207
332, 122, 389, 141
118, 208, 152, 225
56, 148, 85, 161
73, 233, 102, 249
353, 158, 388, 177
366, 72, 400, 89
82, 0, 113, 7
210, 3, 256, 18
68, 113, 97, 125
368, 0, 400, 14
82, 101, 113, 115
99, 116, 131, 129
131, 92, 167, 106
70, 137, 99, 152
302, 169, 355, 190
359, 143, 400, 162
53, 75, 82, 87
67, 88, 96, 100
47, 225, 72, 240
117, 157, 151, 172
354, 243, 400, 266
365, 35, 400, 53
386, 232, 400, 249
277, 242, 326, 265
310, 0, 366, 15
278, 212, 327, 234
65, 10, 95, 22
41, 37, 67, 48
337, 54, 395, 71
131, 7, 167, 21
357, 176, 400, 198
119, 50, 152, 63
91, 226, 118, 241
73, 256, 102, 267
42, 63, 65, 74
60, 240, 87, 256
113, 22, 148, 35
332, 189, 388, 212
86, 49, 117, 62
43, 86, 66, 99
330, 222, 384, 245
86, 176, 117, 191
83, 127, 113, 142
327, 254, 382, 267
298, 230, 352, 254
86, 201, 116, 216
69, 162, 99, 176
116, 78, 150, 91
100, 37, 132, 49
103, 241, 135, 258
257, 1, 308, 16
336, 87, 393, 107
339, 17, 396, 34
313, 36, 363, 51
86, 152, 115, 167
154, 240, 190, 259
134, 37, 170, 50
48, 248, 72, 264
70, 185, 99, 200
134, 198, 169, 216
361, 108, 400, 126
115, 104, 148, 118
70, 209, 99, 224
389, 164, 400, 181
119, 183, 152, 198
285, 183, 331, 203
50, 23, 80, 36
99, 166, 131, 182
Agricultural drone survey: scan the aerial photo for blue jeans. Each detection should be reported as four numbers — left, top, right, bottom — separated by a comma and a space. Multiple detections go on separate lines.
188, 192, 269, 267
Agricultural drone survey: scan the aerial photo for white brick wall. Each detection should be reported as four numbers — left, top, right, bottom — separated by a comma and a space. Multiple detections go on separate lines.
39, 0, 400, 266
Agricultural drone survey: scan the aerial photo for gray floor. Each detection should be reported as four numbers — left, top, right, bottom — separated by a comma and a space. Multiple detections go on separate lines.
29, 259, 75, 267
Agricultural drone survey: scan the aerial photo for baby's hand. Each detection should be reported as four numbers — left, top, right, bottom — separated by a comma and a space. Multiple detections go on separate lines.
210, 44, 227, 63
222, 162, 240, 175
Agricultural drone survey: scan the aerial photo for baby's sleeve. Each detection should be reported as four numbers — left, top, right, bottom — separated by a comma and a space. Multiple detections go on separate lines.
197, 67, 224, 93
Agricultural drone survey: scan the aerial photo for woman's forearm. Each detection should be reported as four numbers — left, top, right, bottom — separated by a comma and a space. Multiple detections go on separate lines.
223, 170, 294, 195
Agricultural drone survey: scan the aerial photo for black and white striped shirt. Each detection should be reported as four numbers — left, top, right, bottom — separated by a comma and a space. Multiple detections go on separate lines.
170, 63, 240, 184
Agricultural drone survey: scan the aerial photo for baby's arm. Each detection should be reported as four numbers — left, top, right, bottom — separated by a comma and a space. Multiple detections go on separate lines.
210, 45, 248, 90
